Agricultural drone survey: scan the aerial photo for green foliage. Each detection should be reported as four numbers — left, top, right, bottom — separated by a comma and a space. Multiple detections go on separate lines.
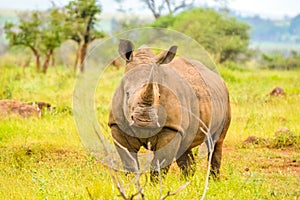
4, 11, 42, 55
40, 9, 66, 53
261, 51, 300, 70
221, 61, 246, 71
4, 10, 67, 73
4, 0, 105, 73
152, 14, 176, 28
65, 0, 104, 43
64, 0, 105, 72
153, 8, 250, 63
1, 63, 300, 199
270, 132, 300, 149
116, 16, 152, 31
241, 132, 300, 149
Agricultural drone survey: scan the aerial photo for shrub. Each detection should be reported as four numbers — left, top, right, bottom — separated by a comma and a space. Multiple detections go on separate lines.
152, 8, 250, 63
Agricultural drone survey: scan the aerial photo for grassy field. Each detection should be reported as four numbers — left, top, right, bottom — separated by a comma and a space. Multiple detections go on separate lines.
0, 64, 299, 199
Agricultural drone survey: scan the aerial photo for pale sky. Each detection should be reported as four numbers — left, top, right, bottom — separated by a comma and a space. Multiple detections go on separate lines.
0, 0, 299, 19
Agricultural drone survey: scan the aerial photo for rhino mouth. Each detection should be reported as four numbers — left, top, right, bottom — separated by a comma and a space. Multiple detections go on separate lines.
131, 118, 160, 128
135, 117, 152, 123
130, 109, 160, 128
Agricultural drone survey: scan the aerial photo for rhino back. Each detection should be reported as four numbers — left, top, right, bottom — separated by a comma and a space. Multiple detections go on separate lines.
166, 58, 230, 142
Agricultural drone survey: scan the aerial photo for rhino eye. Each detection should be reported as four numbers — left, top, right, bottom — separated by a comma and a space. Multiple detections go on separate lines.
126, 91, 130, 100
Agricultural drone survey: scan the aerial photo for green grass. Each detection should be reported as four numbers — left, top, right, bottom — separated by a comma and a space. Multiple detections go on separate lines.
0, 64, 299, 199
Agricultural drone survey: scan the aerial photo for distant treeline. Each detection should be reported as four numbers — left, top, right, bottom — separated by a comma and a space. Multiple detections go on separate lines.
237, 14, 300, 44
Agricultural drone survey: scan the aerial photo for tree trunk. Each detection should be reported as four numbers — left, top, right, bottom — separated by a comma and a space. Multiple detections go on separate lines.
31, 48, 40, 72
36, 55, 41, 72
42, 50, 53, 74
74, 44, 81, 72
79, 42, 88, 73
51, 53, 55, 67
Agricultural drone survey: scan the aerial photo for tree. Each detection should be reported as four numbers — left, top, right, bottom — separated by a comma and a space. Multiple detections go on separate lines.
261, 51, 300, 70
143, 0, 195, 19
4, 12, 43, 71
115, 0, 194, 19
64, 0, 105, 72
4, 0, 105, 73
40, 9, 66, 73
4, 9, 66, 73
115, 0, 229, 19
153, 8, 250, 63
152, 14, 176, 27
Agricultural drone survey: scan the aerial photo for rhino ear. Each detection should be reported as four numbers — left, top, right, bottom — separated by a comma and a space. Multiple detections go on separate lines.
119, 39, 134, 62
155, 46, 177, 64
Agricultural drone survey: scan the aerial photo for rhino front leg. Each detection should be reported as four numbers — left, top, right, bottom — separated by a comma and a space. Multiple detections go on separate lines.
111, 125, 141, 172
176, 149, 196, 177
150, 129, 181, 182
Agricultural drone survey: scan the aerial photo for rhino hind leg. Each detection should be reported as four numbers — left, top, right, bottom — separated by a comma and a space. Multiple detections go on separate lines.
150, 164, 171, 182
209, 118, 231, 179
176, 150, 196, 177
208, 140, 223, 179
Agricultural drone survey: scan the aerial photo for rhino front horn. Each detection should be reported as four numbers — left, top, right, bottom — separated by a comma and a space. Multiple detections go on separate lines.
141, 83, 154, 105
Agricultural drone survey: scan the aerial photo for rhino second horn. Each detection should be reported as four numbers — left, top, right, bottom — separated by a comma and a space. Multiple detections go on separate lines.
156, 121, 161, 127
130, 120, 135, 126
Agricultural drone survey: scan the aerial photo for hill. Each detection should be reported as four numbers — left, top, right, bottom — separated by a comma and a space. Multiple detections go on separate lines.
236, 13, 300, 52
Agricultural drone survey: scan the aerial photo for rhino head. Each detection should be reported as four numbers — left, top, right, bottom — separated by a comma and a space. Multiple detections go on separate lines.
117, 39, 177, 129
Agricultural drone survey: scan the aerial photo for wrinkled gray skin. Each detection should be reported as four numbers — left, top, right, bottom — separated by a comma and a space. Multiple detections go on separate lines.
109, 40, 231, 181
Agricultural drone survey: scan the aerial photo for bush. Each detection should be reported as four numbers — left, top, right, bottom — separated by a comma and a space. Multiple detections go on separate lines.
152, 8, 250, 63
152, 14, 176, 28
270, 132, 300, 148
242, 132, 300, 149
221, 61, 246, 71
261, 51, 300, 70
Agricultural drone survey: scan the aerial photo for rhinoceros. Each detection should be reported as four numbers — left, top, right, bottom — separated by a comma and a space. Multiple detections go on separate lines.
108, 39, 231, 180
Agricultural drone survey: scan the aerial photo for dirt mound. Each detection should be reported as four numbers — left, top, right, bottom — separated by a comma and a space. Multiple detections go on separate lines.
0, 99, 41, 118
270, 86, 285, 96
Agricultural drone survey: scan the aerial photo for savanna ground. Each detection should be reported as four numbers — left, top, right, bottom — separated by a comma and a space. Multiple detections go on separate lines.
0, 62, 299, 199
